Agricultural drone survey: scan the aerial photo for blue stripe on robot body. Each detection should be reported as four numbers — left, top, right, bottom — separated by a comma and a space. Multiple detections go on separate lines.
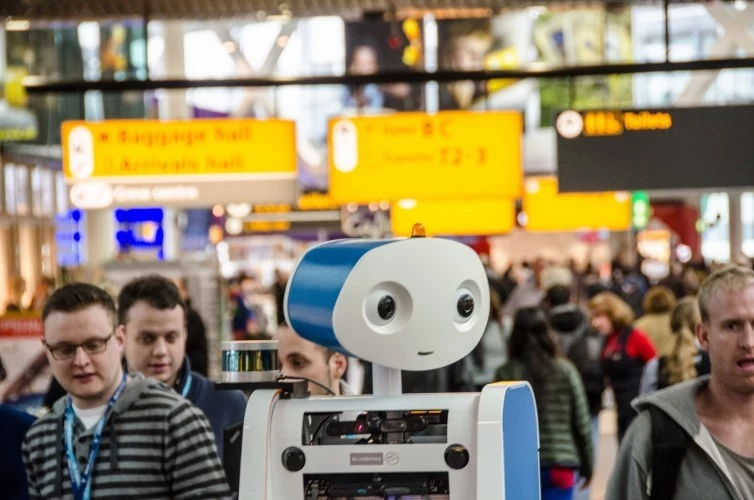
285, 239, 394, 355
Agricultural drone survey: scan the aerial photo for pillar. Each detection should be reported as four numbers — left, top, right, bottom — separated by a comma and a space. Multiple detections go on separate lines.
729, 191, 743, 264
86, 209, 115, 268
155, 20, 189, 260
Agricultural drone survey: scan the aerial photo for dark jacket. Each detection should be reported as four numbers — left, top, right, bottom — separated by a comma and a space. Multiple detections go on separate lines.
550, 304, 605, 416
174, 357, 247, 458
185, 300, 209, 376
361, 360, 472, 394
0, 405, 36, 500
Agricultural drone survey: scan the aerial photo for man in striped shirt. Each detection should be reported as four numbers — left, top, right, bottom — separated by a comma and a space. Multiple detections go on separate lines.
22, 283, 232, 499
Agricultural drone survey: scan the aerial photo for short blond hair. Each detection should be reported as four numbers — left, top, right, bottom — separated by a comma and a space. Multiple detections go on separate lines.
588, 292, 635, 330
698, 265, 754, 324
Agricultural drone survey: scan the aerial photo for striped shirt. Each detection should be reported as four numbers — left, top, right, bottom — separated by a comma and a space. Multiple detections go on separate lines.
22, 373, 232, 499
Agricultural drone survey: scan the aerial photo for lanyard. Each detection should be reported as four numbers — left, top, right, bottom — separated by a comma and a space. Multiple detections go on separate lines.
64, 372, 127, 500
181, 370, 192, 398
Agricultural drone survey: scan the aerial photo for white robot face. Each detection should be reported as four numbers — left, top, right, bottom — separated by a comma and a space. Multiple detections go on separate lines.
285, 237, 489, 371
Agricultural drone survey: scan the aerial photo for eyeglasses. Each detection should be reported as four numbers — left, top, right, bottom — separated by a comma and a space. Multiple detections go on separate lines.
43, 333, 114, 361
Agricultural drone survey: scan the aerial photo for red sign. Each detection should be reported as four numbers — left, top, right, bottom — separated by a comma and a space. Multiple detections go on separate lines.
0, 313, 44, 338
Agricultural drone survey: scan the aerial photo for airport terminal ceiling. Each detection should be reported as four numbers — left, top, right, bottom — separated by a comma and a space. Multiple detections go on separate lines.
0, 0, 707, 20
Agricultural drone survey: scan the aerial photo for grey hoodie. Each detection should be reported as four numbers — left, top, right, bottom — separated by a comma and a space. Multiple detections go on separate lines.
606, 376, 742, 500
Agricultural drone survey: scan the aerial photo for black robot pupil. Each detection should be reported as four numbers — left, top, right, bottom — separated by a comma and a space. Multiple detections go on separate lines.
457, 294, 474, 318
377, 296, 396, 321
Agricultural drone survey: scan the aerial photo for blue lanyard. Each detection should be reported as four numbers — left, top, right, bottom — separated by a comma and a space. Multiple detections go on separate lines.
181, 370, 192, 398
64, 373, 127, 500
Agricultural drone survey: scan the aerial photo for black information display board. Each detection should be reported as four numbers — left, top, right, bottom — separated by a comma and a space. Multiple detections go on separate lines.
555, 105, 754, 192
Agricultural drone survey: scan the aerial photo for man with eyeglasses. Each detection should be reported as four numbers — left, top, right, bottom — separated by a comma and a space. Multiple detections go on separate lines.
22, 283, 232, 499
118, 275, 246, 459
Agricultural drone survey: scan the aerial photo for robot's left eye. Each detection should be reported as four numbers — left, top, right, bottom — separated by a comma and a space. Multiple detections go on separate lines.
454, 288, 475, 324
377, 295, 396, 321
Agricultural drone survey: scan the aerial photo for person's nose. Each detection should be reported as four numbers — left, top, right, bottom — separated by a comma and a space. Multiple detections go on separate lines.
72, 346, 92, 368
152, 338, 168, 358
740, 323, 754, 350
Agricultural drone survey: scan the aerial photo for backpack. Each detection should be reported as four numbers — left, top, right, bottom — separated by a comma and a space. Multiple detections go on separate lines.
562, 324, 604, 400
648, 406, 690, 500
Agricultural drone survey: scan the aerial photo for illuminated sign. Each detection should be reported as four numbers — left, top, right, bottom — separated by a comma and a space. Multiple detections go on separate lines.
637, 229, 672, 280
62, 119, 296, 179
114, 208, 165, 260
328, 111, 523, 203
631, 191, 651, 230
556, 105, 754, 192
0, 66, 37, 142
225, 195, 342, 236
522, 176, 631, 232
391, 198, 516, 237
61, 119, 298, 208
556, 110, 672, 139
67, 179, 296, 210
298, 192, 339, 211
55, 209, 86, 267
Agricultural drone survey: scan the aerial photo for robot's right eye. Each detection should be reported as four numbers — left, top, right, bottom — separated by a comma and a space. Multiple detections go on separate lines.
364, 283, 413, 334
367, 292, 396, 326
377, 295, 396, 321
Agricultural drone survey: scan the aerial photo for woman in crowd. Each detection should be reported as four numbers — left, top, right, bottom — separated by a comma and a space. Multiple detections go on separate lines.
496, 307, 593, 500
588, 292, 656, 442
639, 296, 711, 395
634, 286, 676, 357
465, 289, 507, 391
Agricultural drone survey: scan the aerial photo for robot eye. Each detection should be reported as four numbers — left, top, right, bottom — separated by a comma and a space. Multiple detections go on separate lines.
364, 283, 413, 334
453, 288, 475, 324
377, 295, 396, 321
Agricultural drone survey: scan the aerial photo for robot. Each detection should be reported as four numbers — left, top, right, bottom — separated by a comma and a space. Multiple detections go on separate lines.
229, 228, 540, 499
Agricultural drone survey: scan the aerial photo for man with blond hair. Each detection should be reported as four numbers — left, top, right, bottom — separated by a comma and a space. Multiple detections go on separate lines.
607, 265, 754, 500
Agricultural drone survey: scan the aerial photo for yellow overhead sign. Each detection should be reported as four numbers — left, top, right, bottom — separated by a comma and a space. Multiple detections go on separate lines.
328, 111, 523, 203
61, 118, 296, 181
522, 176, 631, 232
391, 198, 516, 237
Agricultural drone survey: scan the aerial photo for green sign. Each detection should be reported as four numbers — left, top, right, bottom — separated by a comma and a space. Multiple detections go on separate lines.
631, 191, 650, 229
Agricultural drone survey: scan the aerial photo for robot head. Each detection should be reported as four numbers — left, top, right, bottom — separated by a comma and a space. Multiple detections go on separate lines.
285, 237, 489, 371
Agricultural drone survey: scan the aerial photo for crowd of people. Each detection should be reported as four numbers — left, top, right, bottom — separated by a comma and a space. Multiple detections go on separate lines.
1, 255, 753, 500
474, 257, 754, 500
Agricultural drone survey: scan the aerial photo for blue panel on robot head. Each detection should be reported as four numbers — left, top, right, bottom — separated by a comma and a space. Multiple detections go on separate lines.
285, 237, 489, 371
285, 239, 393, 356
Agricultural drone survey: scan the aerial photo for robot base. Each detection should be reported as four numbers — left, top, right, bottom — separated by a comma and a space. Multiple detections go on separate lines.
239, 381, 540, 500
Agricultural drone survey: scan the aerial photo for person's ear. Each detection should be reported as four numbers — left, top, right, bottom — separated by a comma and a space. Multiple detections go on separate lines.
329, 353, 348, 381
114, 324, 126, 348
697, 321, 709, 352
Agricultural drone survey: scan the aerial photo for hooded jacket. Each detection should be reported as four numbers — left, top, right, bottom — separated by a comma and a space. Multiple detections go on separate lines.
549, 304, 605, 416
606, 376, 742, 500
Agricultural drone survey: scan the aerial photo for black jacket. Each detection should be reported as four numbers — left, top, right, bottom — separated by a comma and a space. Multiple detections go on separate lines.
362, 360, 472, 394
185, 300, 209, 377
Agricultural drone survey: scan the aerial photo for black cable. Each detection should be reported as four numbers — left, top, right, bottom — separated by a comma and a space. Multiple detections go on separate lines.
308, 413, 338, 446
277, 372, 336, 396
